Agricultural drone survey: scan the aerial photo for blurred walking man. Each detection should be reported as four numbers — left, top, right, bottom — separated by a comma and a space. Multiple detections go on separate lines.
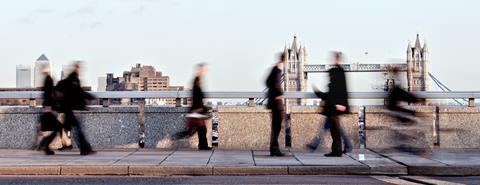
38, 64, 62, 155
173, 63, 211, 150
309, 52, 350, 157
55, 62, 95, 155
266, 53, 286, 157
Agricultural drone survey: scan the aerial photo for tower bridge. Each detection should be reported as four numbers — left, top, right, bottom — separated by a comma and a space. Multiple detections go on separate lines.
303, 63, 408, 73
283, 34, 429, 106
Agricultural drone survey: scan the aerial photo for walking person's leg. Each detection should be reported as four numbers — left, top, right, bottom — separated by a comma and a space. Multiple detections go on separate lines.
306, 117, 329, 151
197, 123, 209, 150
66, 111, 93, 155
270, 108, 283, 156
326, 116, 342, 157
339, 125, 352, 153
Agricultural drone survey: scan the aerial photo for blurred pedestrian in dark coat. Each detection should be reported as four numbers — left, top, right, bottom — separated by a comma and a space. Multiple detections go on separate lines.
311, 52, 350, 157
38, 64, 62, 155
173, 63, 211, 150
54, 61, 95, 155
266, 53, 286, 157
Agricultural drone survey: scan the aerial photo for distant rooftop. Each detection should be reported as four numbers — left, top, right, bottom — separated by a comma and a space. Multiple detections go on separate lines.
36, 54, 49, 61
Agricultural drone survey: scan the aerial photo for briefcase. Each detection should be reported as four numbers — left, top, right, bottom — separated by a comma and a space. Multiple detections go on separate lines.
39, 112, 61, 131
186, 117, 206, 127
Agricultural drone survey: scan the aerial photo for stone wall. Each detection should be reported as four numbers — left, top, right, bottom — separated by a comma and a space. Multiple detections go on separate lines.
0, 106, 209, 150
364, 106, 435, 149
438, 106, 480, 148
0, 107, 39, 149
216, 106, 285, 150
1, 105, 480, 150
144, 106, 212, 149
290, 106, 359, 150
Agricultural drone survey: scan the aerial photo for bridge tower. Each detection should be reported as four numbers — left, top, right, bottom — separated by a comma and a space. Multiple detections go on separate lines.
283, 35, 308, 106
407, 34, 429, 92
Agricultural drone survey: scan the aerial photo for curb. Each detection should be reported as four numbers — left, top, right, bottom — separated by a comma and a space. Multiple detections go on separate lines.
62, 166, 129, 175
288, 166, 370, 175
408, 166, 480, 176
129, 166, 213, 176
0, 165, 477, 176
213, 166, 287, 175
0, 166, 60, 175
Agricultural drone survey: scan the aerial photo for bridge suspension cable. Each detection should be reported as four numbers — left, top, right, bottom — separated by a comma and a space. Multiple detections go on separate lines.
428, 72, 467, 105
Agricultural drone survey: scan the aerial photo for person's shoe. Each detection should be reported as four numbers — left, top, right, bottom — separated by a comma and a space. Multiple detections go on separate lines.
305, 144, 317, 152
199, 147, 212, 150
57, 145, 73, 151
44, 148, 55, 155
270, 152, 285, 157
80, 150, 96, 156
324, 152, 342, 157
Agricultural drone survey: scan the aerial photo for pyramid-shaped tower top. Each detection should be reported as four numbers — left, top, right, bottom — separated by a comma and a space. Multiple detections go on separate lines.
36, 54, 49, 62
291, 34, 299, 52
414, 34, 422, 49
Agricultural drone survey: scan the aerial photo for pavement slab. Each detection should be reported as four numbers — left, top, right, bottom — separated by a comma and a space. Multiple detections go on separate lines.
346, 149, 408, 174
208, 150, 255, 167
253, 151, 302, 166
0, 149, 479, 176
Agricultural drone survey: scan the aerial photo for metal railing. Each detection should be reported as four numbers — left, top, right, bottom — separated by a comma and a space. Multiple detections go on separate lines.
0, 91, 478, 107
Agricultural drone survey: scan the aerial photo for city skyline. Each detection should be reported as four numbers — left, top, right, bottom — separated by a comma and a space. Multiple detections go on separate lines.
1, 0, 479, 92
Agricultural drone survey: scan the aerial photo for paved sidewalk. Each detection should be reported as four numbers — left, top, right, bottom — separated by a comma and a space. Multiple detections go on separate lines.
0, 148, 478, 176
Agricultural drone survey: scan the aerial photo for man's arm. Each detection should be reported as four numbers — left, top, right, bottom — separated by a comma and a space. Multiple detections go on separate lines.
312, 85, 326, 99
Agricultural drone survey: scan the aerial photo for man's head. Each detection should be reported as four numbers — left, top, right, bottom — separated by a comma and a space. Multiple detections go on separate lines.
72, 61, 82, 74
276, 52, 286, 69
332, 51, 343, 65
195, 63, 207, 77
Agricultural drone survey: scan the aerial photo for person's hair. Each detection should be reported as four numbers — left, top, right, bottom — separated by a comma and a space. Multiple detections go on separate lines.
72, 61, 82, 70
277, 52, 286, 64
195, 63, 207, 73
333, 51, 343, 61
196, 62, 206, 69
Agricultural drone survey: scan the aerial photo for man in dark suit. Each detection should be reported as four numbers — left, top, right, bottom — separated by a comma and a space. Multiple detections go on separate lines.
173, 63, 211, 150
312, 52, 350, 157
189, 63, 210, 150
38, 64, 62, 155
55, 62, 95, 155
266, 53, 286, 157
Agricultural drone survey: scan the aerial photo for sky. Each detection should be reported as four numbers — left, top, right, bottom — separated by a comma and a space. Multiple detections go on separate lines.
0, 0, 479, 93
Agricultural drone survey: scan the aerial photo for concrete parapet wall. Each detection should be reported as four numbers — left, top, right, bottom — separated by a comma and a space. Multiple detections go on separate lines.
78, 106, 140, 149
144, 106, 211, 149
290, 106, 359, 150
0, 107, 39, 149
438, 106, 480, 148
1, 105, 480, 150
364, 106, 435, 149
216, 106, 285, 150
0, 106, 209, 149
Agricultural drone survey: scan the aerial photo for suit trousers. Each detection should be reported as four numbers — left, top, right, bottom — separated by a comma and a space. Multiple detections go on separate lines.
65, 110, 92, 153
270, 108, 283, 153
328, 116, 343, 154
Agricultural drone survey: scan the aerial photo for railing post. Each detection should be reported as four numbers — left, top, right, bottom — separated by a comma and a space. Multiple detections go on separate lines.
358, 106, 366, 149
138, 99, 145, 148
102, 98, 110, 107
29, 98, 36, 108
175, 98, 182, 107
248, 98, 255, 107
469, 98, 475, 107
